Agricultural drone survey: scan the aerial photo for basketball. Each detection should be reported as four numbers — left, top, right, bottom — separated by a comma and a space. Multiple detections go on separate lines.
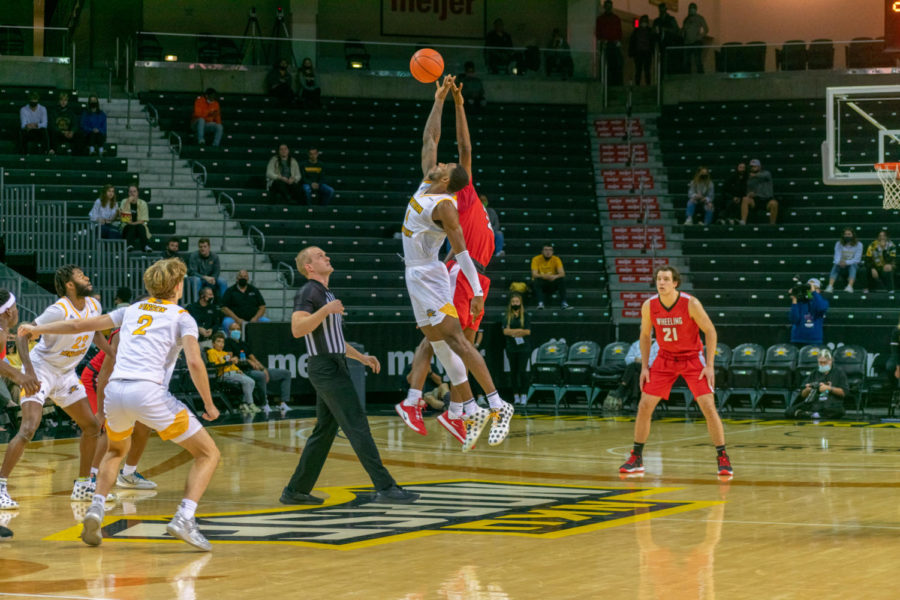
410, 48, 444, 83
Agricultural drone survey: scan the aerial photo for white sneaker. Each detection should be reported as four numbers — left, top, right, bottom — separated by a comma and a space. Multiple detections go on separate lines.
684, 218, 693, 225
262, 404, 272, 416
278, 402, 290, 413
72, 479, 116, 502
488, 401, 515, 446
117, 470, 158, 490
81, 504, 104, 546
825, 285, 834, 293
167, 513, 211, 551
0, 488, 18, 510
843, 285, 854, 293
462, 407, 492, 453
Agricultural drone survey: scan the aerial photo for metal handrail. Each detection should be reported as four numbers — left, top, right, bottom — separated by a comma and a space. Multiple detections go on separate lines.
248, 225, 265, 280
216, 192, 235, 251
167, 131, 182, 186
191, 160, 207, 218
276, 261, 295, 313
144, 103, 159, 157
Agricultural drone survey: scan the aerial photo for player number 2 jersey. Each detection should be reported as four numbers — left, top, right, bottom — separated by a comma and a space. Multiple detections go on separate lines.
108, 298, 199, 386
31, 297, 103, 371
648, 292, 703, 358
401, 180, 457, 264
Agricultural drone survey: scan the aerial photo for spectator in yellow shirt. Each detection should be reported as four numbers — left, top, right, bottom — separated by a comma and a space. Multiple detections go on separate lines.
531, 244, 571, 310
206, 332, 258, 413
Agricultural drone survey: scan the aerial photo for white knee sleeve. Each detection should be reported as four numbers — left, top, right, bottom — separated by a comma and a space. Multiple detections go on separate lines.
430, 340, 468, 386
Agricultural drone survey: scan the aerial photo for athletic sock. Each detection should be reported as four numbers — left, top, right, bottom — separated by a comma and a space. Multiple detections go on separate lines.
633, 442, 645, 456
90, 467, 99, 478
463, 398, 480, 416
122, 464, 138, 477
178, 498, 198, 520
486, 391, 504, 410
403, 388, 423, 407
716, 445, 727, 456
91, 494, 106, 507
448, 401, 464, 419
76, 476, 90, 483
0, 477, 6, 492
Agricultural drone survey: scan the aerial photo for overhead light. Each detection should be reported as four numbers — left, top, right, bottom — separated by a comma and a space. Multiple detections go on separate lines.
165, 54, 178, 62
349, 60, 364, 69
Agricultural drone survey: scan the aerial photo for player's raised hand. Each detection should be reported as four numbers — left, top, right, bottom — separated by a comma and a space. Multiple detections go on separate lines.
639, 366, 650, 389
699, 364, 715, 390
450, 79, 464, 105
435, 75, 455, 101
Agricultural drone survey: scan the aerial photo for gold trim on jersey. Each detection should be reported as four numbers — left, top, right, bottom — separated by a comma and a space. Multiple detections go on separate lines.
106, 422, 134, 442
159, 409, 190, 440
438, 303, 459, 319
408, 197, 424, 214
401, 225, 413, 237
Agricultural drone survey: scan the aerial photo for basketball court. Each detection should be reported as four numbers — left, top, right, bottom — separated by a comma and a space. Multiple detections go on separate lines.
2, 413, 900, 599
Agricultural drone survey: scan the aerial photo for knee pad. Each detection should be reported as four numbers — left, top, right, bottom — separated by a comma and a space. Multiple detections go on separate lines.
430, 340, 468, 386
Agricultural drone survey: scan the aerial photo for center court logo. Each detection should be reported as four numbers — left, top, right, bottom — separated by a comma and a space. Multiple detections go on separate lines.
46, 480, 718, 549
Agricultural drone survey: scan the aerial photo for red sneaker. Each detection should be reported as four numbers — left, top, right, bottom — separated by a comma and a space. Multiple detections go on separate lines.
717, 453, 733, 477
394, 401, 427, 435
437, 411, 466, 445
618, 451, 645, 474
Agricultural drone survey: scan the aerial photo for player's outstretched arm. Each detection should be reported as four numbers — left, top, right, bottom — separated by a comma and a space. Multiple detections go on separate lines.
19, 314, 116, 339
450, 79, 472, 175
421, 76, 454, 178
183, 335, 218, 421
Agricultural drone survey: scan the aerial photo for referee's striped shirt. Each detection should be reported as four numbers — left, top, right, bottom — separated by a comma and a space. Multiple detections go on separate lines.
293, 280, 345, 355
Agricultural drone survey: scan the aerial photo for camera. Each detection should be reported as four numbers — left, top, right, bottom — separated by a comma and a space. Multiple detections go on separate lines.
789, 278, 812, 301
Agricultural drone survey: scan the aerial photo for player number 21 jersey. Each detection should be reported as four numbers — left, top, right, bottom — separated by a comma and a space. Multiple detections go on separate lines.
31, 297, 103, 372
401, 180, 457, 264
648, 292, 703, 358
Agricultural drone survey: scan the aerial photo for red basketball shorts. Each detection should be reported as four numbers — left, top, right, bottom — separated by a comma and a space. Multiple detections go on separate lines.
80, 368, 99, 414
448, 262, 491, 332
641, 352, 714, 400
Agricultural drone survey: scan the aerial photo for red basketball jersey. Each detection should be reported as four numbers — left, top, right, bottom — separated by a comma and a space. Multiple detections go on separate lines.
87, 328, 119, 373
456, 180, 495, 267
648, 292, 703, 358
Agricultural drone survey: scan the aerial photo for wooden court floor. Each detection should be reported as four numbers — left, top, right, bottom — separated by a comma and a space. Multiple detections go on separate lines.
3, 413, 900, 599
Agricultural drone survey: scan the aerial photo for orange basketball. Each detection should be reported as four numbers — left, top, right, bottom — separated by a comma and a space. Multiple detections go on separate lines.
410, 48, 444, 83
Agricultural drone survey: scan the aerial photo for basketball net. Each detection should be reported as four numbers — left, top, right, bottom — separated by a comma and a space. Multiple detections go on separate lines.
875, 163, 900, 210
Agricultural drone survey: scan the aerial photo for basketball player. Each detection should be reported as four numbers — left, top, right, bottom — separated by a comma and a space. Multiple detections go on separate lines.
396, 77, 498, 444
82, 328, 157, 490
618, 265, 732, 477
0, 265, 114, 510
19, 258, 221, 550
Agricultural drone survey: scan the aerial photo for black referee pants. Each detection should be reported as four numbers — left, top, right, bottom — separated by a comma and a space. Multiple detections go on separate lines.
285, 354, 396, 493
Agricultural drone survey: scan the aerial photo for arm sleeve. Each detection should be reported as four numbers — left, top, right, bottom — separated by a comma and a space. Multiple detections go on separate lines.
811, 292, 829, 315
849, 243, 863, 265
788, 303, 802, 325
107, 307, 127, 327
211, 255, 221, 278
455, 250, 483, 296
192, 97, 203, 120
33, 303, 67, 326
833, 242, 842, 265
98, 112, 106, 135
707, 181, 715, 202
39, 106, 48, 129
266, 157, 278, 183
293, 285, 320, 314
187, 253, 199, 277
89, 199, 101, 223
19, 106, 27, 129
178, 310, 200, 340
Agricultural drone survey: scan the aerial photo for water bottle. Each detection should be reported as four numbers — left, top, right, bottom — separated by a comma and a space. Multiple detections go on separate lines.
240, 350, 246, 361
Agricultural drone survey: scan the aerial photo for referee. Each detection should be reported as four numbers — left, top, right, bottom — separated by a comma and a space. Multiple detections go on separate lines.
280, 246, 419, 505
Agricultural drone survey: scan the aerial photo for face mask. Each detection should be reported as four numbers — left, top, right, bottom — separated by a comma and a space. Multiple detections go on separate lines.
230, 329, 241, 341
700, 174, 709, 179
237, 278, 248, 287
689, 8, 697, 15
89, 102, 98, 109
842, 237, 852, 244
29, 102, 37, 108
511, 304, 521, 310
818, 364, 830, 374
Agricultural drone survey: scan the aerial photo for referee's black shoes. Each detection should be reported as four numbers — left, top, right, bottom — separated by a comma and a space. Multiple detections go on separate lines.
279, 488, 325, 505
373, 486, 420, 504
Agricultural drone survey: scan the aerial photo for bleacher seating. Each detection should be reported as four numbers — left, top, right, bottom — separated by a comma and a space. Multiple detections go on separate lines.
140, 91, 608, 322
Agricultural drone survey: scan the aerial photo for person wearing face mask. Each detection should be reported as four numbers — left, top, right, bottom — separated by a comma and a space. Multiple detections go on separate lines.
789, 277, 828, 346
79, 95, 107, 156
501, 294, 531, 405
825, 228, 864, 293
224, 322, 292, 414
681, 2, 709, 74
628, 15, 655, 86
266, 59, 295, 106
221, 269, 269, 330
785, 349, 847, 419
685, 166, 715, 225
186, 287, 222, 348
298, 57, 321, 109
717, 161, 747, 225
740, 158, 777, 225
19, 91, 49, 155
863, 230, 896, 293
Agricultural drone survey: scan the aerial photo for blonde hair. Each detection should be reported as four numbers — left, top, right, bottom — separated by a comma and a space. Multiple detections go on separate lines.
143, 258, 187, 299
296, 246, 319, 279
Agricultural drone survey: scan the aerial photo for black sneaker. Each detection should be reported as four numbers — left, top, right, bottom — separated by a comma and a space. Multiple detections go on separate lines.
618, 450, 645, 473
279, 488, 324, 505
373, 486, 419, 504
0, 525, 11, 539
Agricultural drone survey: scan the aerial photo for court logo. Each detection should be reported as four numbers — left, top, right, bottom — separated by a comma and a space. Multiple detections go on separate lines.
46, 480, 718, 549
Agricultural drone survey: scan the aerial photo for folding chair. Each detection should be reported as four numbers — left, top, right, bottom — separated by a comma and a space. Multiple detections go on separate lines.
787, 345, 827, 409
588, 341, 630, 410
833, 344, 868, 416
758, 344, 799, 412
560, 341, 600, 409
526, 340, 568, 407
720, 343, 764, 412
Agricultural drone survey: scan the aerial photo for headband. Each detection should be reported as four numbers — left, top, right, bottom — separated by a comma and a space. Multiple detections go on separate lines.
0, 292, 15, 314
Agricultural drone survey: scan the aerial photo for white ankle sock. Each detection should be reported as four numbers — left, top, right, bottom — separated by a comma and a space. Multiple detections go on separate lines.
486, 391, 504, 410
448, 401, 464, 419
122, 464, 137, 477
91, 494, 106, 507
90, 467, 99, 478
463, 399, 480, 416
403, 388, 423, 407
178, 498, 198, 520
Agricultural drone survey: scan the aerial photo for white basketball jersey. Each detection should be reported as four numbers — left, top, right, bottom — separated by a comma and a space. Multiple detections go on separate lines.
31, 297, 103, 372
401, 180, 457, 263
108, 298, 199, 386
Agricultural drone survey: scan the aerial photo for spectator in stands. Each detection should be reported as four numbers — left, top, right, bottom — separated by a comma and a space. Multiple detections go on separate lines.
49, 92, 79, 155
302, 148, 335, 205
113, 287, 132, 309
603, 336, 659, 411
298, 58, 322, 109
681, 2, 709, 73
545, 28, 574, 79
629, 15, 655, 86
485, 18, 515, 74
595, 1, 623, 86
191, 88, 223, 147
825, 228, 863, 293
684, 166, 715, 225
79, 95, 107, 156
457, 61, 486, 112
864, 230, 896, 292
785, 349, 847, 419
206, 332, 258, 413
225, 322, 292, 413
186, 286, 222, 348
163, 236, 184, 262
740, 159, 777, 225
89, 184, 121, 239
789, 277, 828, 346
222, 269, 270, 329
501, 293, 531, 405
19, 91, 49, 155
481, 194, 504, 256
188, 238, 227, 299
653, 3, 681, 72
266, 59, 295, 106
531, 243, 571, 310
266, 144, 306, 204
119, 185, 152, 252
717, 161, 747, 224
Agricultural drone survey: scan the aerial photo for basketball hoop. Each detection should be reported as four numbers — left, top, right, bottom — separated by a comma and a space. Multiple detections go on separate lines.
875, 162, 900, 209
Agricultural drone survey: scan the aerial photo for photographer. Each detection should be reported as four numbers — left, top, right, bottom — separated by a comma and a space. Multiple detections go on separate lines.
789, 277, 829, 346
785, 349, 847, 419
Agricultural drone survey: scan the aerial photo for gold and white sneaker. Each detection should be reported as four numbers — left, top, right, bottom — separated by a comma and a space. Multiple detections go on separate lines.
462, 407, 491, 453
488, 401, 514, 446
0, 488, 18, 510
